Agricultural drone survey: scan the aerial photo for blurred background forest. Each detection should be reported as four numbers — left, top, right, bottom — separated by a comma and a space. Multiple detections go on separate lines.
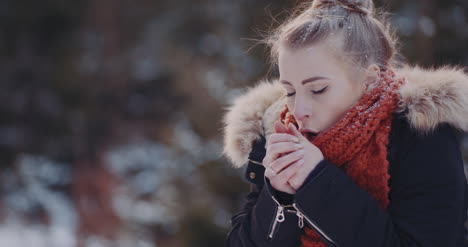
0, 0, 467, 246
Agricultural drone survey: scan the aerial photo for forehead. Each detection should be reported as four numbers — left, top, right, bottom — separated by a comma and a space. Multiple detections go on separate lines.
278, 43, 349, 81
277, 30, 362, 81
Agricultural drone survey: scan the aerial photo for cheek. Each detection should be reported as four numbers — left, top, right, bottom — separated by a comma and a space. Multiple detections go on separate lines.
318, 91, 355, 126
322, 101, 345, 124
327, 83, 362, 108
286, 98, 294, 110
286, 94, 313, 114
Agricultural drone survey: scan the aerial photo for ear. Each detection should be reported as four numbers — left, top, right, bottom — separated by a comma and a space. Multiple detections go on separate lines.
364, 64, 381, 91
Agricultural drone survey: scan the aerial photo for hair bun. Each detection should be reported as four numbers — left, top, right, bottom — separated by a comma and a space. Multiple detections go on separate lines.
312, 0, 374, 16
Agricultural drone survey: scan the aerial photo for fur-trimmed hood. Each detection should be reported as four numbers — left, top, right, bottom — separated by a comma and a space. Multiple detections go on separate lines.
221, 64, 468, 168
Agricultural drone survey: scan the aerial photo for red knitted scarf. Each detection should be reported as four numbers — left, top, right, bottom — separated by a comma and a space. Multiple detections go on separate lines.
279, 67, 406, 247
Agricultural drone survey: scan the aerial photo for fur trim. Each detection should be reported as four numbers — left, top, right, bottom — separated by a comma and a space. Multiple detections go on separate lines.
396, 64, 468, 134
221, 79, 285, 168
222, 65, 468, 168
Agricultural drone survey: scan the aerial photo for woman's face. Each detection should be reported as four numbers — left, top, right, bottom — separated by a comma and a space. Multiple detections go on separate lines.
278, 43, 368, 141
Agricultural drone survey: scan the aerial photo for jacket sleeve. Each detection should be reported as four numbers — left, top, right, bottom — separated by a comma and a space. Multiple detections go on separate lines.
265, 158, 328, 205
225, 137, 304, 247
292, 123, 468, 247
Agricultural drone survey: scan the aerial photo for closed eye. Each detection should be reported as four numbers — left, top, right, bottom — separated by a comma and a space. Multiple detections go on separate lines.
286, 86, 328, 97
312, 86, 328, 94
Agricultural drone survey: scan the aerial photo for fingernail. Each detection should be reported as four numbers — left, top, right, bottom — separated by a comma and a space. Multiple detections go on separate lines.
295, 143, 303, 149
292, 136, 299, 142
297, 149, 305, 155
297, 159, 304, 166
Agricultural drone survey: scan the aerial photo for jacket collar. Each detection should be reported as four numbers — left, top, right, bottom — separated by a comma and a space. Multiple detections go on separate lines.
222, 64, 468, 168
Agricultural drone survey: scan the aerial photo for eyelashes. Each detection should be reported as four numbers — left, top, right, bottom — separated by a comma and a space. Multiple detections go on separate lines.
312, 86, 328, 94
286, 86, 329, 97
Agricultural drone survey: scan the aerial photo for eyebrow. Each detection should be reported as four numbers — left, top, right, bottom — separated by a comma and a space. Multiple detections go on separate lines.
280, 76, 329, 85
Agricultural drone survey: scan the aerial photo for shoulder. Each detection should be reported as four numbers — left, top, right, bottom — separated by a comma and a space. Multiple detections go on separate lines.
388, 108, 462, 161
389, 63, 468, 164
394, 64, 468, 135
387, 110, 465, 186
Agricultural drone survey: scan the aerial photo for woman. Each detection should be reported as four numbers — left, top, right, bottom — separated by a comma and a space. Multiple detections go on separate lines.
222, 0, 468, 246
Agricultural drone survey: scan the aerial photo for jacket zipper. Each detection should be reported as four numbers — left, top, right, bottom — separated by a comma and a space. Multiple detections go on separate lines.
292, 203, 337, 247
268, 203, 284, 239
262, 175, 336, 245
267, 195, 292, 240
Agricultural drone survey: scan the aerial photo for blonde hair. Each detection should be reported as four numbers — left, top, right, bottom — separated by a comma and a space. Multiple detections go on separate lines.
260, 0, 402, 72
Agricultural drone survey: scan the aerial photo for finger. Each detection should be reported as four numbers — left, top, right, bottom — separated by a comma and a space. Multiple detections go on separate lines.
267, 133, 299, 147
274, 120, 289, 133
288, 123, 308, 142
270, 148, 304, 174
267, 167, 300, 194
270, 158, 304, 185
269, 141, 303, 156
266, 141, 303, 164
282, 185, 296, 194
279, 120, 299, 138
288, 170, 308, 191
265, 165, 277, 178
267, 175, 296, 194
286, 183, 297, 193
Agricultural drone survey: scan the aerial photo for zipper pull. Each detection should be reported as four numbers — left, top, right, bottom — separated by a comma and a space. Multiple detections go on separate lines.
296, 211, 304, 228
292, 203, 337, 246
268, 205, 285, 239
276, 205, 285, 222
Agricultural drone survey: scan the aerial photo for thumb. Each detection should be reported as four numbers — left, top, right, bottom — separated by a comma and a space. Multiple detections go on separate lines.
274, 120, 288, 133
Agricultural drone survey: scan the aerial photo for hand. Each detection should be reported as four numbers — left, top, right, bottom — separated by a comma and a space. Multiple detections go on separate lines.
286, 122, 324, 192
263, 120, 304, 194
263, 121, 324, 194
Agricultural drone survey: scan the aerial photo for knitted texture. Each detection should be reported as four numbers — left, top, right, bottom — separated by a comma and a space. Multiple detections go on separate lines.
279, 67, 406, 247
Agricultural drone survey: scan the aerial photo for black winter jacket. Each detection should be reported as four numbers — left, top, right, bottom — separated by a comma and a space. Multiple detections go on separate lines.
225, 111, 468, 247
222, 66, 468, 247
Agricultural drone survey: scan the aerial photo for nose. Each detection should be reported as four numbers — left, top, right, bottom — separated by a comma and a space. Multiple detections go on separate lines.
292, 96, 311, 123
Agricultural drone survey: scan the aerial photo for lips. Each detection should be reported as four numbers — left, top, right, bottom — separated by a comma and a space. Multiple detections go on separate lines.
299, 128, 320, 141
